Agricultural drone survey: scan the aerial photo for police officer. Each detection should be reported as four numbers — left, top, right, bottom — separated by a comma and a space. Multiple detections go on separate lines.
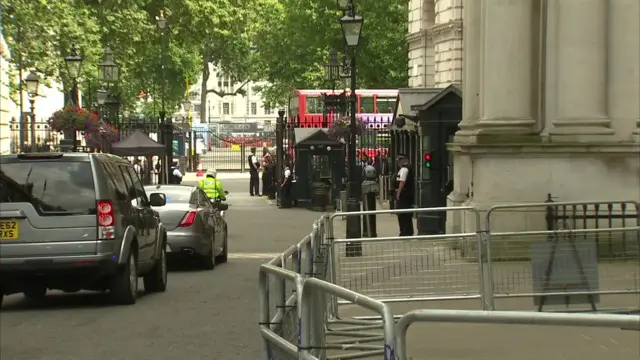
279, 165, 293, 208
169, 162, 183, 184
197, 169, 226, 201
395, 154, 414, 236
248, 147, 261, 196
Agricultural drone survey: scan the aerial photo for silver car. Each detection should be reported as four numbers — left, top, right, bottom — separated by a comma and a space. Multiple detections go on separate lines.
0, 152, 168, 307
144, 185, 228, 269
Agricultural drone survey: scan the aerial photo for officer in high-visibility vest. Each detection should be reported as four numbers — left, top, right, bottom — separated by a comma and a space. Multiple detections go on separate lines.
198, 169, 226, 201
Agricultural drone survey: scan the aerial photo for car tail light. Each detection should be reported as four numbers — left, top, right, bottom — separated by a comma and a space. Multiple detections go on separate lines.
178, 210, 197, 227
97, 200, 115, 239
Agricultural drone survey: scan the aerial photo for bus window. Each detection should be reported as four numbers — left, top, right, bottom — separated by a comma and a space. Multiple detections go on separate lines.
306, 96, 324, 114
289, 94, 299, 117
360, 96, 375, 113
375, 97, 396, 114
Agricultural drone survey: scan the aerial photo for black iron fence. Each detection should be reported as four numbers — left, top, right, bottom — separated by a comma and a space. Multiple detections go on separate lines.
545, 194, 640, 259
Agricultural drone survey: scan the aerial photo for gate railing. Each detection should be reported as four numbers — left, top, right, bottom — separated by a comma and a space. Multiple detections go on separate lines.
260, 200, 639, 359
395, 309, 640, 360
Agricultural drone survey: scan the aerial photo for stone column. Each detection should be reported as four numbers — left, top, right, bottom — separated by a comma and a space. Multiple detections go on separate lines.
457, 0, 482, 134
477, 0, 536, 133
551, 0, 613, 136
607, 0, 640, 140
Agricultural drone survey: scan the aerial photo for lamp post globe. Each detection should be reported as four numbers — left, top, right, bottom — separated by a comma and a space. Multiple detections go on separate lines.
98, 47, 119, 83
96, 88, 108, 105
25, 71, 40, 98
156, 9, 167, 31
340, 13, 364, 48
182, 99, 192, 112
64, 44, 83, 80
324, 49, 340, 81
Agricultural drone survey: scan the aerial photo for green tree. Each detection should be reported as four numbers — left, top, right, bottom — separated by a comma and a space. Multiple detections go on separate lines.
165, 0, 265, 122
251, 0, 409, 105
1, 0, 201, 116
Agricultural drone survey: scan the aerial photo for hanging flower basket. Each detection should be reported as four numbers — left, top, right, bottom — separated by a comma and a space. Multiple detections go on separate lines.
327, 115, 367, 140
48, 106, 99, 135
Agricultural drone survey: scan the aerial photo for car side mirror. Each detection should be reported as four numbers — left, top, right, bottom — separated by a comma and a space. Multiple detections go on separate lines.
224, 190, 229, 195
217, 203, 229, 211
149, 193, 167, 207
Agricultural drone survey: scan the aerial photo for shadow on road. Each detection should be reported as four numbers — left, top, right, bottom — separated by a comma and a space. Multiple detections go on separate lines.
0, 291, 153, 312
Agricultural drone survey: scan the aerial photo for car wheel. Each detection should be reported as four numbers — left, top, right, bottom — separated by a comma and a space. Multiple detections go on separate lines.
110, 250, 138, 305
23, 287, 47, 300
215, 227, 228, 264
201, 237, 215, 270
143, 243, 168, 293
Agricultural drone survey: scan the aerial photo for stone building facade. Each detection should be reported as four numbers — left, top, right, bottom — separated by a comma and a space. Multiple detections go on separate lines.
407, 0, 462, 88
407, 0, 640, 233
449, 0, 640, 233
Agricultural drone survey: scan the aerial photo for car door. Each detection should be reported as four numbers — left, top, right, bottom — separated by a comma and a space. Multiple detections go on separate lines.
196, 190, 216, 243
127, 166, 158, 250
119, 165, 153, 262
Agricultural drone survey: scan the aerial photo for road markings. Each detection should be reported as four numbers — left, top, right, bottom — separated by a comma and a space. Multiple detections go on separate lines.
228, 252, 281, 259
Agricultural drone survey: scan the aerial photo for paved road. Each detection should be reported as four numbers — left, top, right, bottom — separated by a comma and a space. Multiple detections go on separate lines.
0, 179, 321, 360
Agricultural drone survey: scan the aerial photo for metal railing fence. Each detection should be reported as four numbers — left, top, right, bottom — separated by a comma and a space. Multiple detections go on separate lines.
395, 309, 640, 360
260, 200, 640, 359
258, 215, 398, 359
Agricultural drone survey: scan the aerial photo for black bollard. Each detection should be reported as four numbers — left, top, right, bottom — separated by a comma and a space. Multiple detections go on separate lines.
361, 165, 378, 238
362, 191, 377, 237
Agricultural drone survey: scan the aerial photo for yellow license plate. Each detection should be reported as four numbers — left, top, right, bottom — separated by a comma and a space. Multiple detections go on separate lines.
0, 220, 19, 240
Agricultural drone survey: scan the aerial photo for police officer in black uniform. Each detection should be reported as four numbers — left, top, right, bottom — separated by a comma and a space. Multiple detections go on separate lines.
279, 164, 293, 208
248, 147, 261, 196
395, 154, 414, 236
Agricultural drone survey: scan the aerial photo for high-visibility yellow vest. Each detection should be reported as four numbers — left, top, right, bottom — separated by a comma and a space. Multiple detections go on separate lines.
198, 178, 221, 199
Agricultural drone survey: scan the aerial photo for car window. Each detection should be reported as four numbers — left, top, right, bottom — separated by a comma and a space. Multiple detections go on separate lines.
124, 166, 149, 206
190, 189, 199, 206
0, 161, 96, 216
197, 190, 212, 208
147, 190, 191, 204
100, 162, 128, 201
118, 165, 139, 206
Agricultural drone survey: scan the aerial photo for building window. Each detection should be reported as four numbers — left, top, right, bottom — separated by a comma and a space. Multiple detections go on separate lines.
251, 102, 257, 115
264, 104, 272, 115
223, 103, 230, 115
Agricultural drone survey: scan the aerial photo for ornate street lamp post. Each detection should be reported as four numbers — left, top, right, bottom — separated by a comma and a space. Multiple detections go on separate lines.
98, 47, 120, 130
276, 108, 286, 206
339, 0, 364, 255
156, 9, 171, 184
24, 71, 40, 151
64, 44, 84, 151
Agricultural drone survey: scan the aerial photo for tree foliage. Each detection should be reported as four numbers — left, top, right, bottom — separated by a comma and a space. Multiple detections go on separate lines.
1, 0, 409, 114
251, 0, 409, 106
1, 0, 202, 114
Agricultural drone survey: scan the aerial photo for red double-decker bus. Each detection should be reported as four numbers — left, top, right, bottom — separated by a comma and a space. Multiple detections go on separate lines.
287, 89, 398, 159
288, 89, 398, 128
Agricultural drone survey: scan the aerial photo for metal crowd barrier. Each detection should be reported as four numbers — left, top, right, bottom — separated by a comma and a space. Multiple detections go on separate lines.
258, 215, 398, 359
260, 200, 640, 359
395, 309, 640, 360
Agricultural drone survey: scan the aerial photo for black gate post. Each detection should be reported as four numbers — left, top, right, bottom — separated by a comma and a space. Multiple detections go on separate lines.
276, 109, 285, 205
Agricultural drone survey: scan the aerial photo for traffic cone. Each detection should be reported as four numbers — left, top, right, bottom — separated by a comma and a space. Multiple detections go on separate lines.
196, 160, 204, 177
